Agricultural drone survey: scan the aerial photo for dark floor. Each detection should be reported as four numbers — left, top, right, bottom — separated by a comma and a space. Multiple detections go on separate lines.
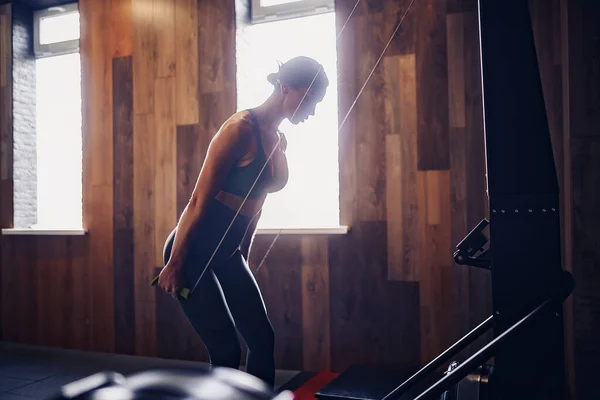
0, 342, 300, 399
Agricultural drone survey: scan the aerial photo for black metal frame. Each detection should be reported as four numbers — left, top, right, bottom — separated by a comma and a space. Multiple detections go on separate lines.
380, 270, 574, 400
384, 0, 574, 398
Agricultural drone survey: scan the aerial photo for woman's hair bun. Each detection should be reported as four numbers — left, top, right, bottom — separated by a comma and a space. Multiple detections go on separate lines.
267, 72, 279, 85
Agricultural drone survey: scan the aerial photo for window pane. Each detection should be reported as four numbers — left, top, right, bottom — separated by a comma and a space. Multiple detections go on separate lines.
36, 52, 83, 229
39, 12, 80, 44
236, 12, 340, 229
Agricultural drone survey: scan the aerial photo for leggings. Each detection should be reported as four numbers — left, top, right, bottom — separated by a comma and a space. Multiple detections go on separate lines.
163, 199, 275, 388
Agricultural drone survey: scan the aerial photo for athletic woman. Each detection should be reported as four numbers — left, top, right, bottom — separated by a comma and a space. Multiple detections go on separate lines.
156, 56, 329, 389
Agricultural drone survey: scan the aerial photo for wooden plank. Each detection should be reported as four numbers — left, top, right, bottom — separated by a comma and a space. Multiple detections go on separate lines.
89, 184, 116, 352
447, 0, 478, 13
397, 48, 419, 280
69, 235, 92, 351
385, 55, 418, 283
11, 237, 39, 344
154, 0, 176, 78
383, 54, 418, 282
384, 0, 416, 56
79, 0, 116, 353
198, 92, 224, 153
154, 77, 177, 266
175, 0, 199, 125
356, 15, 387, 222
133, 112, 157, 355
197, 0, 234, 93
36, 237, 70, 348
112, 0, 133, 57
330, 222, 415, 369
134, 301, 157, 356
113, 55, 135, 354
301, 236, 330, 372
133, 113, 156, 303
417, 170, 452, 363
176, 124, 202, 217
447, 13, 466, 129
416, 0, 449, 170
132, 0, 156, 114
91, 0, 114, 187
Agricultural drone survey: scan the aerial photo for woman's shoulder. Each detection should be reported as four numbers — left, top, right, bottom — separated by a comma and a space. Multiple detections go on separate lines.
210, 110, 256, 152
220, 110, 256, 136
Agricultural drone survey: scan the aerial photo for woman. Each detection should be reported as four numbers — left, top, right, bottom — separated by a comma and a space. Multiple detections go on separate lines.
156, 56, 329, 388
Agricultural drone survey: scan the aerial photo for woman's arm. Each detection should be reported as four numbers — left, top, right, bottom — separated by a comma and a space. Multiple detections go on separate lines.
161, 116, 253, 278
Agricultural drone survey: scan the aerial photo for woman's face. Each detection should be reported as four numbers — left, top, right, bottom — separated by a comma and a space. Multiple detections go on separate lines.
282, 85, 326, 125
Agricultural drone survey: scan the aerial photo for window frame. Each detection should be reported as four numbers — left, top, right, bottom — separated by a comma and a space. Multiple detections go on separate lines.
250, 0, 334, 24
33, 2, 80, 58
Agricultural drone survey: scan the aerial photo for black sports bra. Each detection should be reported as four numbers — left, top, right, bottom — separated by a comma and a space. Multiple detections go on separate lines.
220, 109, 272, 199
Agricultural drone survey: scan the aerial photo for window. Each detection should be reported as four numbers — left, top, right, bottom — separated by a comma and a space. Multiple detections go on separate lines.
236, 1, 340, 230
250, 0, 334, 24
12, 3, 82, 230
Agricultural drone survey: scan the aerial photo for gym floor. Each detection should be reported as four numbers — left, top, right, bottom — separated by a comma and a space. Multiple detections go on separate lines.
0, 342, 300, 399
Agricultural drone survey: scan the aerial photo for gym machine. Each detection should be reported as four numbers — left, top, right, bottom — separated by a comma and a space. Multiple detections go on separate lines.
317, 0, 574, 398
384, 0, 574, 397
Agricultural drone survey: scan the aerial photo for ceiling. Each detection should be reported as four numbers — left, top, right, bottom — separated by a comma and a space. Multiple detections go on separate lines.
2, 0, 75, 11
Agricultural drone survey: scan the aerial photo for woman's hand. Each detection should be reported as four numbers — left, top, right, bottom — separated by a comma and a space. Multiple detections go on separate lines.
157, 262, 185, 299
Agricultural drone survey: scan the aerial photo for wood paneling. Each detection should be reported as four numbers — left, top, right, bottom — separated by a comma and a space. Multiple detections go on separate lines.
416, 0, 450, 170
175, 0, 199, 125
301, 236, 330, 372
0, 3, 12, 230
1, 2, 597, 399
112, 0, 133, 58
113, 55, 135, 355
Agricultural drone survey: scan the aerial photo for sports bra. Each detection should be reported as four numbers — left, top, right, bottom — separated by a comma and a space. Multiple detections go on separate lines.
220, 109, 272, 199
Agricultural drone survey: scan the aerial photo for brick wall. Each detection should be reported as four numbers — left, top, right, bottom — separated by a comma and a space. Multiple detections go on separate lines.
12, 3, 37, 229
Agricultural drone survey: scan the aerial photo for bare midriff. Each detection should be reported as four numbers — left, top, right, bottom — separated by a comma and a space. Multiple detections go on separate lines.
215, 190, 265, 218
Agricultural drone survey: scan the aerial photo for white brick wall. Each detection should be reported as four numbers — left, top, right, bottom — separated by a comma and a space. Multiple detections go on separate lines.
12, 4, 37, 229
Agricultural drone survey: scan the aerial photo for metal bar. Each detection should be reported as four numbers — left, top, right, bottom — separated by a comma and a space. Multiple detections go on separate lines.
381, 315, 494, 400
413, 295, 564, 400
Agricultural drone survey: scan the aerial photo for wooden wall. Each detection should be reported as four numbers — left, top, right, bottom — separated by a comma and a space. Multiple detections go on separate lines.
0, 0, 598, 398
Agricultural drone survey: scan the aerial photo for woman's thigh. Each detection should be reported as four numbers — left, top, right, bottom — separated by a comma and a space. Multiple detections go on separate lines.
212, 251, 273, 338
178, 267, 237, 336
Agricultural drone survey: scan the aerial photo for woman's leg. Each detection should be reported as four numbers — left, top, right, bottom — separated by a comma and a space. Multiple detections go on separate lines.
178, 268, 242, 370
212, 250, 276, 388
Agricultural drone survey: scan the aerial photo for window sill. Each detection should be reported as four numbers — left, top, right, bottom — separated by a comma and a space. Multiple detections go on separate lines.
1, 226, 350, 236
255, 225, 350, 235
1, 228, 88, 236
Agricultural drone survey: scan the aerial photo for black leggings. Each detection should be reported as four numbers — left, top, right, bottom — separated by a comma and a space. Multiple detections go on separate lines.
163, 199, 275, 388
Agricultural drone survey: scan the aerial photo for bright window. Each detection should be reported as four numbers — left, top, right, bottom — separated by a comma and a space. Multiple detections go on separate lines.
34, 53, 83, 230
32, 5, 82, 230
235, 11, 340, 229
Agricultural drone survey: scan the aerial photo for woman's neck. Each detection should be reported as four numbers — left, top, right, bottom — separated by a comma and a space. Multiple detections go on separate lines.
253, 92, 286, 133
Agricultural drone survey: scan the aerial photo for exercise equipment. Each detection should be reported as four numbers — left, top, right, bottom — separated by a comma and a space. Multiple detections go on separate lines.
47, 366, 294, 400
315, 0, 574, 398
